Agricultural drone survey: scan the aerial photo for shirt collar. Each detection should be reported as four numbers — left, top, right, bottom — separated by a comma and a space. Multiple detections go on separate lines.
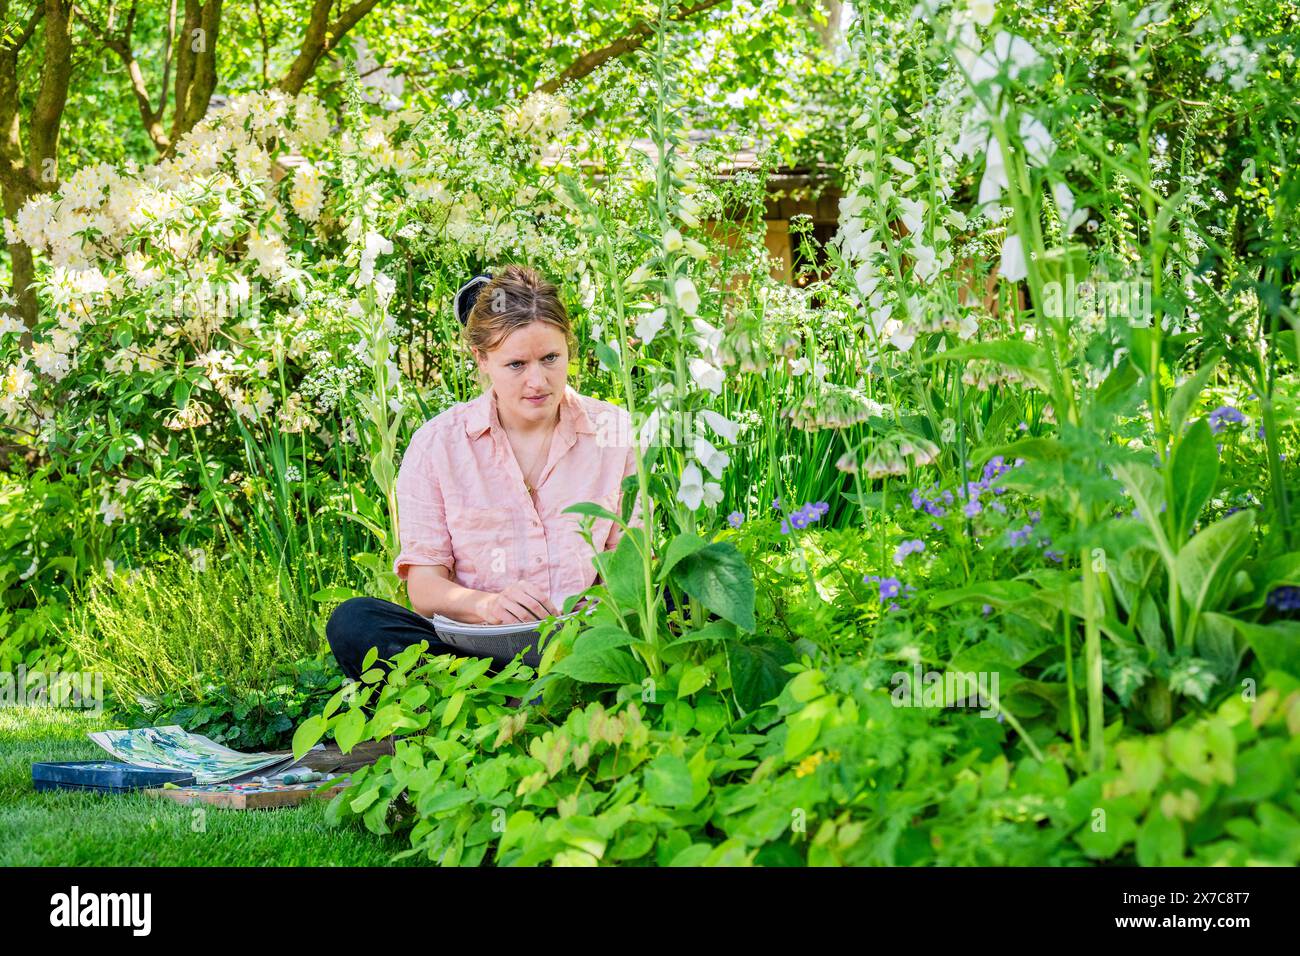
463, 383, 595, 440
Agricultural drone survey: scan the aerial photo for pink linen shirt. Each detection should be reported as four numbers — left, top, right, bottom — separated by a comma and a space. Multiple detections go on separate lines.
393, 383, 641, 609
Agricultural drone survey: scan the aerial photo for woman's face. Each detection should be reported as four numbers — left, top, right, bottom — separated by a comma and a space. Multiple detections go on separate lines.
475, 321, 570, 428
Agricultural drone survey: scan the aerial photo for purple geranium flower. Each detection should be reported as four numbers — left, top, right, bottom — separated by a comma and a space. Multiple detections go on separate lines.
727, 511, 744, 528
1267, 586, 1300, 613
1207, 405, 1246, 434
893, 539, 926, 565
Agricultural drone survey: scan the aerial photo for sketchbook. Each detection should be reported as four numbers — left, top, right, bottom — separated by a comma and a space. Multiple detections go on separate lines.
428, 611, 576, 666
87, 726, 304, 785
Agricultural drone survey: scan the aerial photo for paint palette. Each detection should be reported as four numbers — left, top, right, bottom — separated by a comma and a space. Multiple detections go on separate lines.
144, 776, 350, 810
32, 760, 196, 793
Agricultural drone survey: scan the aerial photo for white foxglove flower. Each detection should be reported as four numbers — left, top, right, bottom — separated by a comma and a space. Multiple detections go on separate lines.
888, 323, 917, 351
678, 461, 706, 510
625, 262, 655, 289
663, 228, 683, 253
1018, 113, 1054, 166
635, 307, 668, 344
702, 479, 723, 508
691, 317, 723, 354
675, 276, 701, 315
683, 237, 708, 259
700, 408, 741, 443
888, 156, 917, 176
638, 407, 662, 452
1053, 180, 1090, 235
899, 196, 927, 234
911, 240, 939, 282
693, 434, 730, 478
689, 357, 725, 395
999, 233, 1028, 281
855, 262, 881, 300
978, 136, 1009, 208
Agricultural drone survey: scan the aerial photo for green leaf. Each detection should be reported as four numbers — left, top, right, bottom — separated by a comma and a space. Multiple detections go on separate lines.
643, 753, 694, 807
1175, 509, 1255, 617
929, 580, 1037, 609
727, 637, 796, 712
292, 714, 326, 761
1135, 810, 1185, 866
552, 648, 643, 684
334, 708, 366, 753
573, 625, 638, 654
1169, 418, 1218, 540
563, 501, 621, 523
1208, 614, 1300, 675
655, 532, 710, 583
677, 664, 711, 698
594, 340, 621, 372
1113, 462, 1176, 572
666, 619, 737, 647
1167, 356, 1220, 440
671, 542, 756, 632
441, 691, 466, 728
601, 530, 646, 608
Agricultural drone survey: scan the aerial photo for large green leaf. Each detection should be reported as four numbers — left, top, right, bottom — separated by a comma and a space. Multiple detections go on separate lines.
671, 541, 756, 632
643, 753, 694, 808
727, 637, 797, 712
1175, 509, 1255, 617
573, 625, 638, 654
601, 529, 647, 608
551, 648, 643, 684
1169, 418, 1218, 541
928, 580, 1038, 609
1207, 614, 1300, 676
1113, 462, 1176, 572
1167, 356, 1220, 440
655, 532, 710, 583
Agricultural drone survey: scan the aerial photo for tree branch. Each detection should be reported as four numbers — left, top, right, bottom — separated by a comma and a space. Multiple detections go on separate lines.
83, 2, 172, 152
533, 0, 728, 96
279, 0, 383, 96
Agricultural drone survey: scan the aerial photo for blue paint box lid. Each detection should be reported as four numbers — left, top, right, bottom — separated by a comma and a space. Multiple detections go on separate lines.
32, 761, 196, 793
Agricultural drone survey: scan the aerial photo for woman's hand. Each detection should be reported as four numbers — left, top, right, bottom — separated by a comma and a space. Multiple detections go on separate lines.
474, 581, 559, 624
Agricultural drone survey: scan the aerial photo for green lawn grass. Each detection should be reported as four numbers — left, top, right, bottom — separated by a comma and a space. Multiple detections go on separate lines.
0, 706, 418, 866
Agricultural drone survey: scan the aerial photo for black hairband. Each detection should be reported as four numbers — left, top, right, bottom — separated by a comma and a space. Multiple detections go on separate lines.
454, 273, 493, 326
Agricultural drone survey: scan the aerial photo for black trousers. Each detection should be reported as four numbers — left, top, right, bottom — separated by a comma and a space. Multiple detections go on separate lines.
326, 591, 685, 683
325, 596, 478, 682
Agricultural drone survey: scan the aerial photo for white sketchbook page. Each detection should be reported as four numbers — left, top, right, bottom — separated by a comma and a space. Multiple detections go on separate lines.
428, 611, 577, 637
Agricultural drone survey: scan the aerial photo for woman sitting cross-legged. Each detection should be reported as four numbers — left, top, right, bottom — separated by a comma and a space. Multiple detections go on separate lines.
326, 264, 641, 684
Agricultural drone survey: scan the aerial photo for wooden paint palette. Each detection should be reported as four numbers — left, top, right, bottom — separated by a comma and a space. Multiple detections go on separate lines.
144, 776, 350, 810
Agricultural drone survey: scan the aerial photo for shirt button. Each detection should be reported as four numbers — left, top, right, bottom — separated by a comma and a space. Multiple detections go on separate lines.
533, 556, 543, 565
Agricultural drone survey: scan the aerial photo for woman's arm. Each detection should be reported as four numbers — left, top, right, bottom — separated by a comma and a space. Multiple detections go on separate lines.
408, 565, 558, 624
407, 565, 490, 621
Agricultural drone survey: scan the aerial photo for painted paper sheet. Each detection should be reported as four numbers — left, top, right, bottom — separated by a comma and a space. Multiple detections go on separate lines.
88, 725, 294, 785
